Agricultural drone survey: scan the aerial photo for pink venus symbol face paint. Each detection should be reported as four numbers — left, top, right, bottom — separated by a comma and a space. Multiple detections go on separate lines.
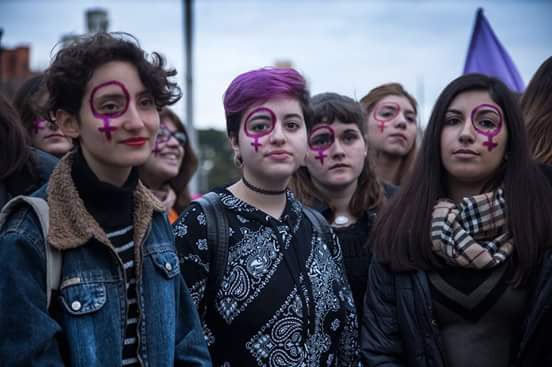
308, 125, 335, 165
372, 102, 400, 133
89, 80, 130, 141
243, 107, 276, 152
32, 118, 47, 134
471, 103, 503, 152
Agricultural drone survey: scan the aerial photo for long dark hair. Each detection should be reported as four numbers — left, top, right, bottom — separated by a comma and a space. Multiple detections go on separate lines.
372, 74, 552, 285
0, 93, 37, 183
520, 56, 552, 164
290, 92, 383, 220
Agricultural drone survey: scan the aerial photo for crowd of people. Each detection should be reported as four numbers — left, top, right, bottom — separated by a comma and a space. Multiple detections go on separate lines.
0, 31, 551, 366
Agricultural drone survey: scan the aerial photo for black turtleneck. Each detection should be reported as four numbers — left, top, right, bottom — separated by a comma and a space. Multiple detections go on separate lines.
71, 148, 137, 231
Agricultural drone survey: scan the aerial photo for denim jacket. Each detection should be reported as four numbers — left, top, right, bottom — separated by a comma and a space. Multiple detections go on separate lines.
0, 153, 211, 366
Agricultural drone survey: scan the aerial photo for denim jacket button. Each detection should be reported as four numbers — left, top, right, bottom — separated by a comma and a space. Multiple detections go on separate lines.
164, 262, 173, 271
71, 300, 82, 311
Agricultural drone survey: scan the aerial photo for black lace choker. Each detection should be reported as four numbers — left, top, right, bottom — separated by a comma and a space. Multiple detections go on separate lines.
242, 176, 286, 195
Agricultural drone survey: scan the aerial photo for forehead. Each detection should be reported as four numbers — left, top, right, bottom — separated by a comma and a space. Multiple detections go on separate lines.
243, 96, 303, 119
85, 61, 145, 96
322, 119, 361, 134
448, 90, 501, 113
377, 95, 414, 112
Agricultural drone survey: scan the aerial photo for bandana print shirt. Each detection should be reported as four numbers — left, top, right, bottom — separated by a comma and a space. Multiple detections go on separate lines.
173, 188, 359, 367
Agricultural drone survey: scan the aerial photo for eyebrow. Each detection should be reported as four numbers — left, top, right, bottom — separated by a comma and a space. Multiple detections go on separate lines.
446, 109, 464, 115
282, 113, 303, 120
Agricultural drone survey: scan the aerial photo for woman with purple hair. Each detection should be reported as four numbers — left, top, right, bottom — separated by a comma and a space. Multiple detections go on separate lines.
174, 67, 359, 366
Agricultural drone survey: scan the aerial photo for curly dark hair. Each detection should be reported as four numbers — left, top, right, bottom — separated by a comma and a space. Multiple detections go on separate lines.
44, 32, 181, 121
13, 73, 48, 137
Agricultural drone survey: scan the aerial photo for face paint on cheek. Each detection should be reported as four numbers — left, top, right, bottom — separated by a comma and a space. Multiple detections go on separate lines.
308, 125, 335, 166
89, 80, 130, 141
372, 101, 401, 134
32, 119, 46, 134
471, 103, 503, 152
243, 107, 276, 153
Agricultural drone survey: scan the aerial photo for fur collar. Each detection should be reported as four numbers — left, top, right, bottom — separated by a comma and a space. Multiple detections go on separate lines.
47, 151, 164, 250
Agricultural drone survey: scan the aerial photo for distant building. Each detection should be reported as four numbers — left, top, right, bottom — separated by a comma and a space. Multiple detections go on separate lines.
274, 60, 293, 68
86, 8, 109, 33
0, 45, 36, 99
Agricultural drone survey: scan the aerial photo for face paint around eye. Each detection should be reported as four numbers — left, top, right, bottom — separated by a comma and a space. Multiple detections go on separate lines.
372, 101, 400, 133
243, 107, 276, 152
89, 80, 131, 141
308, 125, 335, 165
471, 103, 503, 151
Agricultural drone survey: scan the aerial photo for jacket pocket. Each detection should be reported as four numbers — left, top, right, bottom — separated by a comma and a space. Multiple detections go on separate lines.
151, 250, 180, 279
60, 282, 107, 315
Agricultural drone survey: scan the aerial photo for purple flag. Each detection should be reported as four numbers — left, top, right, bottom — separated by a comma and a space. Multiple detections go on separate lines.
463, 8, 524, 92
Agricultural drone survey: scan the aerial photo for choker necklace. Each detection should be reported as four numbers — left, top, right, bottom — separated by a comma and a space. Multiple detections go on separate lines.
332, 215, 350, 226
242, 176, 286, 195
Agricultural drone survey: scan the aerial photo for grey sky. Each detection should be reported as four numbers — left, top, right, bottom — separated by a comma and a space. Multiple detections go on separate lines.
1, 0, 551, 130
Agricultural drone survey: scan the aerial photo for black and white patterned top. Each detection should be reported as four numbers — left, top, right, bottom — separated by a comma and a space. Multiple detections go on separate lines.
174, 188, 359, 367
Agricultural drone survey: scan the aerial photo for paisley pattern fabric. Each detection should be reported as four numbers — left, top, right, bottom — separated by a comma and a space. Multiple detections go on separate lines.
174, 188, 359, 366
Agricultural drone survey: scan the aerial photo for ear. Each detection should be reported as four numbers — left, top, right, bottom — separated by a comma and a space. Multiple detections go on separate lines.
228, 135, 240, 156
56, 109, 80, 139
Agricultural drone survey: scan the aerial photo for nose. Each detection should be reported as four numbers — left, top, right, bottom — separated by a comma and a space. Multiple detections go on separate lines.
123, 102, 146, 130
458, 120, 476, 145
269, 121, 286, 145
393, 112, 407, 130
330, 139, 345, 159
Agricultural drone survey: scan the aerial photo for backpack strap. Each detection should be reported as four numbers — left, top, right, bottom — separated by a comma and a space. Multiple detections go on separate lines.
0, 196, 62, 308
302, 206, 332, 246
193, 192, 229, 311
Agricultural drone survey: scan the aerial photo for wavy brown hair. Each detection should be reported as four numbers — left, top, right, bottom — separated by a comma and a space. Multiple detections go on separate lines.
521, 56, 552, 164
44, 32, 181, 121
372, 74, 552, 286
360, 83, 418, 185
290, 92, 383, 221
160, 108, 199, 213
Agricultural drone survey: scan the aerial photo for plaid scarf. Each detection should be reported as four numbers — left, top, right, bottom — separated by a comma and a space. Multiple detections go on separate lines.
431, 188, 513, 269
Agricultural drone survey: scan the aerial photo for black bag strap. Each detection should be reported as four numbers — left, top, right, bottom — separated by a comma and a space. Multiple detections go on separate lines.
193, 192, 229, 311
302, 206, 332, 245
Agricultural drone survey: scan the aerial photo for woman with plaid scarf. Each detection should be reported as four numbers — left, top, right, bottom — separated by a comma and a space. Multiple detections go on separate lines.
360, 74, 552, 367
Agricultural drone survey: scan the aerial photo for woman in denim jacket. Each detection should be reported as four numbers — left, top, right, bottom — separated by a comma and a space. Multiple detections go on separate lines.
0, 32, 211, 366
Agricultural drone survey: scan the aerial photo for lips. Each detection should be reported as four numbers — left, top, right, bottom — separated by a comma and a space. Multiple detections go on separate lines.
329, 163, 350, 170
45, 133, 66, 139
266, 150, 292, 159
120, 137, 147, 147
388, 133, 408, 142
453, 148, 480, 156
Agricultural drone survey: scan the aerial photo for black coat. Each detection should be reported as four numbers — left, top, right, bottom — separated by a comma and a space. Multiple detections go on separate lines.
360, 252, 552, 366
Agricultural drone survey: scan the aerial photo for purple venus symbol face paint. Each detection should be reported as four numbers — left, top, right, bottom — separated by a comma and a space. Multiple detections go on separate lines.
471, 103, 503, 152
243, 107, 276, 152
308, 125, 335, 165
372, 102, 400, 133
32, 118, 47, 134
89, 80, 130, 141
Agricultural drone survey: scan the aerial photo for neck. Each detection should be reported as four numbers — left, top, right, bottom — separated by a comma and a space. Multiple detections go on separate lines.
81, 148, 131, 187
315, 179, 357, 218
140, 172, 167, 192
227, 172, 288, 219
373, 152, 403, 185
447, 181, 486, 202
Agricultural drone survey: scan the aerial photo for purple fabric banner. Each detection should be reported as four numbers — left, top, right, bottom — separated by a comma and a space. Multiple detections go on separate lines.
463, 8, 524, 93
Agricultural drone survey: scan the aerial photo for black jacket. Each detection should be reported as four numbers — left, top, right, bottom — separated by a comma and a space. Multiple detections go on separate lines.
361, 252, 552, 366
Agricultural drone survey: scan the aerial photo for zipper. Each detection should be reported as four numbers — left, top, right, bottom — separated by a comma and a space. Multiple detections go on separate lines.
135, 223, 152, 367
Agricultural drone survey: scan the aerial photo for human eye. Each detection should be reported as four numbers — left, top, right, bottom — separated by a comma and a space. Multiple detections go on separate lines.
445, 114, 462, 126
342, 131, 360, 144
406, 114, 417, 124
285, 120, 302, 130
100, 101, 123, 115
139, 94, 155, 109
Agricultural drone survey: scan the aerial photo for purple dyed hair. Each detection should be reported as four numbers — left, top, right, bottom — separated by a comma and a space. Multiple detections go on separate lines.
223, 67, 312, 139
